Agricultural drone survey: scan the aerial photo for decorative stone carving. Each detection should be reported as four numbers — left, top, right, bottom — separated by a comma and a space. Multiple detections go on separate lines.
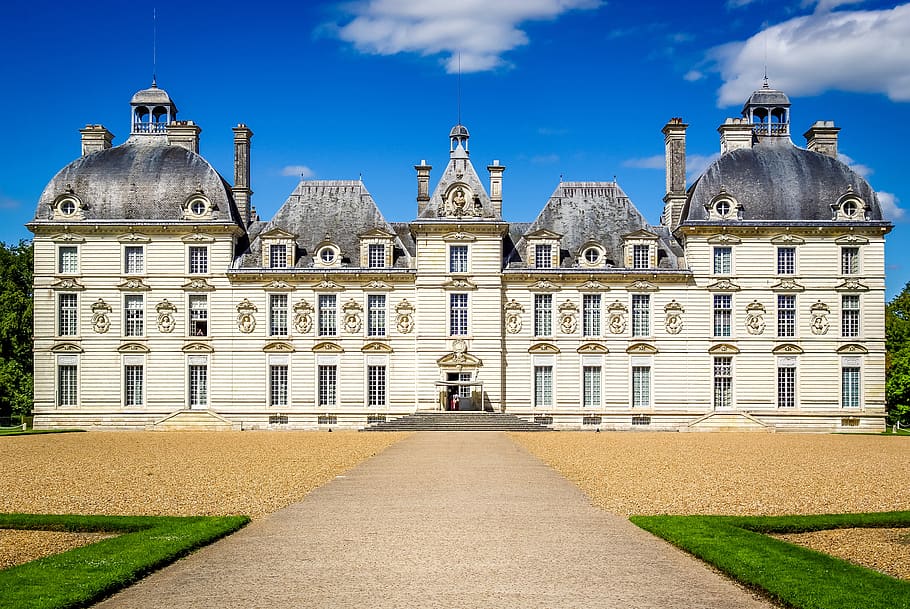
90, 299, 112, 334
439, 185, 482, 218
504, 299, 524, 334
607, 300, 627, 335
579, 279, 608, 291
52, 278, 84, 290
236, 298, 258, 333
363, 280, 391, 290
558, 299, 578, 334
628, 280, 658, 292
810, 300, 830, 335
707, 278, 741, 292
293, 299, 314, 334
118, 277, 150, 291
443, 278, 477, 290
343, 299, 363, 334
664, 300, 684, 335
396, 299, 415, 334
264, 280, 294, 291
182, 278, 215, 291
530, 279, 559, 292
314, 280, 343, 290
835, 279, 869, 292
770, 279, 805, 292
745, 300, 766, 335
156, 299, 177, 333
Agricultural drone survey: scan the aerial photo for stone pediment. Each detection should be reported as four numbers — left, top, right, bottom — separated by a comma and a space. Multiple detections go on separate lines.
119, 278, 150, 291
182, 278, 215, 291
528, 343, 560, 354
443, 277, 477, 290
622, 228, 659, 241
182, 342, 214, 353
181, 232, 215, 243
442, 231, 477, 242
523, 228, 563, 240
770, 233, 805, 245
118, 342, 150, 353
834, 279, 869, 292
51, 342, 83, 353
770, 279, 804, 292
53, 278, 85, 290
437, 351, 483, 367
707, 279, 741, 292
363, 280, 392, 290
362, 342, 393, 353
264, 280, 295, 291
628, 280, 659, 292
358, 227, 395, 238
263, 341, 295, 353
312, 342, 344, 353
530, 279, 560, 292
579, 279, 609, 291
626, 343, 658, 354
313, 280, 344, 291
708, 343, 739, 355
51, 232, 85, 243
835, 234, 869, 245
772, 343, 803, 354
837, 343, 868, 354
577, 343, 608, 353
259, 227, 298, 240
117, 232, 149, 243
706, 233, 742, 245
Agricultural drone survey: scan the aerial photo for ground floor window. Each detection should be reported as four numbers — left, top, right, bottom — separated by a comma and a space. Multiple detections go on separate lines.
270, 364, 288, 407
583, 366, 601, 408
368, 365, 386, 407
319, 365, 337, 407
57, 364, 77, 407
534, 366, 553, 407
632, 366, 650, 408
777, 366, 796, 408
124, 364, 144, 407
189, 364, 208, 408
842, 367, 860, 408
713, 357, 733, 409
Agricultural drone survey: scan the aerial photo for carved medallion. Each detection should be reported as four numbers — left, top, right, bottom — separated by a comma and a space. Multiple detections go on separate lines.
293, 299, 314, 334
91, 299, 112, 334
236, 298, 258, 333
558, 299, 578, 334
396, 299, 415, 334
664, 300, 684, 335
343, 299, 363, 334
745, 300, 765, 335
504, 299, 524, 334
810, 300, 830, 335
156, 299, 177, 333
607, 300, 627, 335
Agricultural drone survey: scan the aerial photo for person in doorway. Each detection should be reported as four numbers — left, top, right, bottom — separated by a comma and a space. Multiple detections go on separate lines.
450, 393, 459, 412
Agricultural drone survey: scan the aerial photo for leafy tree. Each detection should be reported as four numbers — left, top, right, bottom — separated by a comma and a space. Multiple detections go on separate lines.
885, 281, 910, 426
0, 240, 33, 422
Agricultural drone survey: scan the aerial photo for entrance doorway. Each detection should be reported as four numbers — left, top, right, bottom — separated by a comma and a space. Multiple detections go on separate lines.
446, 372, 472, 410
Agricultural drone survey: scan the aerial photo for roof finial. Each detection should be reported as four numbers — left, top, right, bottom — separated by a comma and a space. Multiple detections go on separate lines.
457, 51, 462, 126
762, 34, 769, 89
152, 7, 158, 87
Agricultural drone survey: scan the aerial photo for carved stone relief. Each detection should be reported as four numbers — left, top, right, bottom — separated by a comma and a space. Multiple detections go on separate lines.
396, 299, 415, 334
810, 300, 830, 335
745, 300, 766, 335
343, 299, 363, 334
607, 300, 627, 335
236, 298, 258, 333
504, 299, 524, 334
558, 300, 578, 334
156, 299, 177, 333
91, 299, 111, 334
663, 300, 684, 335
293, 299, 314, 334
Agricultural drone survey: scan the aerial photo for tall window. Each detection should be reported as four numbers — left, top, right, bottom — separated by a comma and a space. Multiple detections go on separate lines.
58, 363, 78, 407
777, 247, 796, 275
713, 294, 732, 337
189, 364, 207, 408
534, 294, 552, 336
367, 294, 386, 337
631, 294, 650, 337
269, 244, 288, 269
368, 365, 387, 407
842, 366, 860, 408
318, 294, 336, 336
189, 295, 208, 337
58, 246, 78, 274
583, 366, 601, 408
58, 293, 78, 336
841, 247, 859, 275
449, 293, 469, 336
535, 244, 553, 268
582, 294, 601, 337
842, 295, 860, 338
713, 247, 731, 274
318, 365, 337, 406
270, 365, 288, 407
449, 245, 468, 273
124, 364, 144, 407
534, 366, 553, 407
778, 365, 796, 408
270, 294, 288, 336
713, 356, 733, 409
188, 246, 208, 274
632, 244, 650, 269
632, 366, 650, 408
124, 295, 144, 337
124, 246, 144, 274
368, 244, 386, 268
777, 295, 796, 338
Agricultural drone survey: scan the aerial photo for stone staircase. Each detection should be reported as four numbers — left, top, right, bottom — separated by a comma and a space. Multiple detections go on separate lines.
361, 411, 554, 432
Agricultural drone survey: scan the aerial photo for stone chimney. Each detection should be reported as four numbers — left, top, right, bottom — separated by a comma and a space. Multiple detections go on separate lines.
487, 160, 505, 217
166, 120, 201, 153
79, 125, 114, 156
415, 160, 432, 216
661, 118, 688, 230
804, 120, 840, 157
718, 118, 754, 154
232, 124, 254, 226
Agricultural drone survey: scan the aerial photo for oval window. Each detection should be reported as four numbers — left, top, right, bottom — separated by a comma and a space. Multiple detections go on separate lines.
842, 200, 858, 217
190, 199, 207, 216
320, 248, 336, 263
716, 200, 731, 217
584, 247, 600, 264
59, 198, 76, 215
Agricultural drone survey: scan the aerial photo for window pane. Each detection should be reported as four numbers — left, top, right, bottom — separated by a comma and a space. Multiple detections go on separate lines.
319, 365, 337, 406
777, 295, 796, 338
841, 247, 859, 275
534, 366, 553, 407
318, 295, 336, 336
189, 295, 208, 337
368, 244, 386, 269
269, 244, 288, 269
842, 295, 860, 337
449, 245, 468, 273
58, 364, 78, 407
124, 295, 144, 337
368, 365, 386, 407
124, 246, 144, 274
270, 294, 288, 336
449, 293, 468, 336
189, 246, 208, 274
367, 294, 386, 337
713, 357, 732, 409
534, 294, 552, 336
713, 294, 731, 337
124, 364, 144, 406
777, 247, 795, 275
713, 247, 731, 274
270, 365, 288, 407
778, 367, 796, 408
632, 294, 650, 337
189, 364, 207, 407
59, 246, 78, 274
632, 366, 650, 408
535, 244, 552, 268
633, 245, 649, 269
58, 293, 78, 336
583, 366, 601, 408
582, 294, 601, 337
842, 367, 860, 408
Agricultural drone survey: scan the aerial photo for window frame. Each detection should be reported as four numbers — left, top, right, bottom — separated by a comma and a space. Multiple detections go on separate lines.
713, 294, 732, 338
582, 365, 601, 408
713, 246, 732, 275
188, 362, 208, 408
777, 295, 796, 338
124, 362, 144, 407
449, 293, 469, 336
189, 294, 209, 337
777, 247, 796, 275
777, 364, 796, 408
632, 244, 650, 270
123, 245, 145, 275
58, 292, 78, 337
318, 364, 338, 407
842, 366, 861, 408
123, 294, 145, 338
631, 294, 650, 337
270, 364, 289, 407
582, 293, 601, 337
842, 294, 860, 338
269, 293, 289, 337
367, 294, 387, 337
57, 361, 78, 407
631, 365, 650, 408
58, 245, 79, 275
534, 293, 553, 337
534, 365, 553, 407
269, 244, 288, 269
367, 364, 387, 407
713, 356, 733, 409
188, 245, 209, 275
318, 294, 337, 337
449, 244, 468, 273
535, 244, 553, 269
368, 244, 386, 269
841, 247, 860, 275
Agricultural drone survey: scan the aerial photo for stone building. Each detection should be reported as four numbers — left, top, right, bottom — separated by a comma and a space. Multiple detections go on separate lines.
29, 80, 891, 430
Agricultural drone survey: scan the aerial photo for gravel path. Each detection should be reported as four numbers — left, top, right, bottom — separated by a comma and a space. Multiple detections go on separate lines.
775, 528, 910, 581
0, 530, 114, 569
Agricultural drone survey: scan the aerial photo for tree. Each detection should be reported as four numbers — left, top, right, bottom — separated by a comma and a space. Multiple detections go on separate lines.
885, 281, 910, 426
0, 240, 33, 423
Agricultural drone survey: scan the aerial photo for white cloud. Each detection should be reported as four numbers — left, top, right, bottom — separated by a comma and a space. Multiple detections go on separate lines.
622, 153, 719, 180
335, 0, 602, 73
622, 155, 664, 169
878, 191, 905, 221
838, 153, 873, 178
684, 69, 704, 82
281, 165, 316, 178
711, 4, 910, 106
0, 194, 20, 210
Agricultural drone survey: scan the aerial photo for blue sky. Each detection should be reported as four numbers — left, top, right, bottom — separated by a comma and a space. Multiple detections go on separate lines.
2, 0, 908, 296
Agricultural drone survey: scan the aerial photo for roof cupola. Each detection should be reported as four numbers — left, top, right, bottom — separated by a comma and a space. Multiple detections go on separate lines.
130, 81, 178, 135
742, 77, 790, 138
449, 124, 469, 157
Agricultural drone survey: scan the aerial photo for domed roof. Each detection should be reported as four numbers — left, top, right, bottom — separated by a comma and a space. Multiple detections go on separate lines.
742, 86, 790, 113
34, 141, 238, 223
130, 83, 177, 108
449, 124, 470, 138
683, 139, 882, 223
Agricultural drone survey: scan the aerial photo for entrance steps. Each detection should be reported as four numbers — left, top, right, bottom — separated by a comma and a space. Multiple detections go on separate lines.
361, 411, 553, 432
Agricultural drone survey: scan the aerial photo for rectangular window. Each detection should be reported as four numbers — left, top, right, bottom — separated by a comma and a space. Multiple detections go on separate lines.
318, 365, 337, 407
842, 295, 860, 338
124, 295, 144, 337
534, 366, 553, 407
58, 246, 78, 274
368, 365, 386, 407
632, 366, 650, 408
58, 293, 78, 336
449, 293, 469, 336
713, 247, 731, 275
841, 247, 859, 275
713, 356, 733, 409
713, 294, 732, 338
58, 364, 78, 407
449, 245, 468, 273
778, 295, 796, 338
842, 367, 860, 408
535, 244, 553, 268
583, 366, 601, 408
188, 246, 208, 274
270, 294, 288, 336
778, 366, 796, 408
777, 247, 796, 275
318, 294, 336, 336
633, 244, 650, 269
124, 364, 144, 407
632, 294, 650, 337
189, 295, 208, 337
534, 294, 552, 337
269, 244, 288, 269
189, 364, 208, 408
368, 244, 386, 269
367, 294, 386, 337
270, 365, 288, 407
124, 245, 144, 274
582, 294, 601, 337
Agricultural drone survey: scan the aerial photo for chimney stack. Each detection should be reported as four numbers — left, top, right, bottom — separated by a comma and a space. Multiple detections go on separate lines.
166, 120, 201, 153
232, 124, 253, 226
661, 118, 688, 230
487, 160, 505, 218
718, 118, 754, 154
804, 120, 840, 158
79, 125, 114, 156
415, 160, 432, 216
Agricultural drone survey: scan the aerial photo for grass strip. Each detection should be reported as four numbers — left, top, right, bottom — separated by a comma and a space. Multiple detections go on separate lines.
0, 429, 85, 436
0, 512, 249, 609
631, 512, 910, 609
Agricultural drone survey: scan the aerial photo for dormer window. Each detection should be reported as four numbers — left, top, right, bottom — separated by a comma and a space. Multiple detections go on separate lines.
321, 248, 336, 263
368, 244, 386, 268
269, 244, 288, 269
182, 194, 212, 220
706, 191, 741, 221
622, 229, 659, 270
53, 194, 85, 220
535, 244, 553, 268
315, 244, 341, 268
523, 229, 562, 269
632, 245, 650, 269
358, 229, 395, 269
716, 200, 731, 217
259, 228, 298, 269
584, 248, 599, 264
833, 191, 867, 221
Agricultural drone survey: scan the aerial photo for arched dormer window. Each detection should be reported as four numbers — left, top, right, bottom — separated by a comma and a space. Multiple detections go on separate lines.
706, 191, 741, 221
182, 193, 213, 220
52, 192, 86, 221
833, 188, 867, 221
